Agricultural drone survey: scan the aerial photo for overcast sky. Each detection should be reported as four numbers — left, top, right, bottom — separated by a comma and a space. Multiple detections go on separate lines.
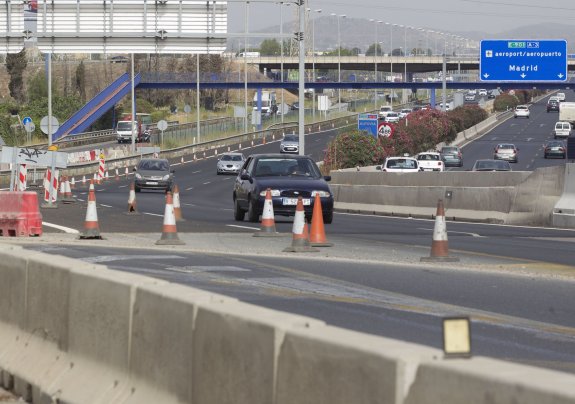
227, 0, 575, 35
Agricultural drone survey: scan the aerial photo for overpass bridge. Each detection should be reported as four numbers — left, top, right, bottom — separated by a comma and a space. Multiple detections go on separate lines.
243, 54, 575, 75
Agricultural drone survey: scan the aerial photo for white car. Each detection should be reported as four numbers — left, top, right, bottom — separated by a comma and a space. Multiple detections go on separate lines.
464, 93, 476, 102
379, 156, 420, 173
416, 152, 444, 172
399, 108, 412, 119
378, 105, 393, 119
478, 89, 488, 96
514, 105, 530, 118
385, 112, 400, 123
553, 121, 572, 139
556, 92, 566, 102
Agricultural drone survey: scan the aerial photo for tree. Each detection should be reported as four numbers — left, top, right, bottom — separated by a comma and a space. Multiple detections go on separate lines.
75, 60, 87, 103
365, 43, 383, 56
259, 39, 281, 56
27, 72, 48, 102
6, 49, 27, 103
391, 48, 403, 56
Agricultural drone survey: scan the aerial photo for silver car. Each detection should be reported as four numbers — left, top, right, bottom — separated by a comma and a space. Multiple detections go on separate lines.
217, 153, 245, 175
280, 134, 299, 154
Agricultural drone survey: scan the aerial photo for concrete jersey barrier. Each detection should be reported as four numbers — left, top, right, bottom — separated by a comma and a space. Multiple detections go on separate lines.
1, 244, 575, 403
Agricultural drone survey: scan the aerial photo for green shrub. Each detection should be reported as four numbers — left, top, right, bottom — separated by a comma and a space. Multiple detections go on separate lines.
323, 129, 385, 170
493, 93, 519, 111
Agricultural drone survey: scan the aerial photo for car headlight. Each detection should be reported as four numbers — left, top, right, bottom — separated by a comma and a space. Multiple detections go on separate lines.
311, 190, 331, 197
135, 173, 142, 179
260, 189, 281, 197
162, 174, 171, 181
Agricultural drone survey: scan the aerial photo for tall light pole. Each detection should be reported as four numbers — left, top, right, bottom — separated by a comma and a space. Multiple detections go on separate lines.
389, 23, 396, 105
280, 2, 285, 124
332, 13, 345, 106
370, 19, 382, 110
311, 8, 321, 120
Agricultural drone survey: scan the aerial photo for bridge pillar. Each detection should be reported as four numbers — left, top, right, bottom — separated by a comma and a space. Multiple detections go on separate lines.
255, 88, 262, 131
430, 89, 436, 107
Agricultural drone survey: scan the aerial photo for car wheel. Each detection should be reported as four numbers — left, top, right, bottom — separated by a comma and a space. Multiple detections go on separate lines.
247, 199, 259, 222
234, 198, 245, 221
216, 171, 220, 175
323, 211, 333, 224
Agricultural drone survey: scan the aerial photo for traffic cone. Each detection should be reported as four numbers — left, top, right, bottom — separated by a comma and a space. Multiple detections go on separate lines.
79, 181, 103, 240
115, 168, 119, 181
82, 175, 86, 186
125, 166, 129, 176
283, 196, 319, 252
105, 171, 109, 181
124, 182, 139, 215
156, 192, 185, 245
309, 194, 333, 247
70, 176, 75, 189
181, 156, 185, 164
254, 188, 283, 237
173, 184, 185, 221
420, 199, 459, 262
62, 178, 74, 204
58, 176, 66, 199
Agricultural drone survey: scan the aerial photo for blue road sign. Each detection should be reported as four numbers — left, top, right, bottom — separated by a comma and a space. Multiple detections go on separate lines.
480, 40, 567, 82
22, 116, 32, 125
358, 113, 378, 137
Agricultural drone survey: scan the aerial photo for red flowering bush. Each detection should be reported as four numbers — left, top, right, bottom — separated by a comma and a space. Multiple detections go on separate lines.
323, 129, 386, 170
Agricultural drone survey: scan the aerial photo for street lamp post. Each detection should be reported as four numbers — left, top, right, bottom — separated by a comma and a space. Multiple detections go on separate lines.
311, 8, 321, 120
332, 13, 346, 107
370, 19, 382, 110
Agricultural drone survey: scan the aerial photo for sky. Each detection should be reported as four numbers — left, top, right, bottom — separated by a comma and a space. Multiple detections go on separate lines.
227, 0, 575, 35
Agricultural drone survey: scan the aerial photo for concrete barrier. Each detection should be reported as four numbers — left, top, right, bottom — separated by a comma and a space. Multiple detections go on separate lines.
331, 166, 564, 226
552, 163, 575, 228
1, 244, 575, 403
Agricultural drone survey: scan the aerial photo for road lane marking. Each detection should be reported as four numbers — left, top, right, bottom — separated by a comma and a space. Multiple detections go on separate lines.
418, 227, 484, 237
42, 222, 79, 234
118, 185, 128, 188
226, 224, 259, 230
203, 181, 211, 185
192, 170, 201, 174
182, 203, 196, 206
186, 187, 194, 191
80, 255, 185, 263
76, 198, 85, 202
143, 212, 163, 217
100, 204, 113, 208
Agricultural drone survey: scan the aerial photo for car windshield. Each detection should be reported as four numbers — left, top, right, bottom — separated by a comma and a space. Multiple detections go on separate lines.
117, 121, 134, 131
139, 160, 169, 171
283, 135, 298, 143
254, 158, 320, 178
516, 106, 528, 110
418, 154, 440, 161
441, 147, 458, 154
386, 159, 417, 169
221, 154, 243, 162
497, 144, 515, 149
474, 160, 510, 171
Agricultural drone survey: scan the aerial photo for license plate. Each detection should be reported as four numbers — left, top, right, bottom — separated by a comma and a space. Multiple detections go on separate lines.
283, 198, 311, 206
146, 181, 158, 185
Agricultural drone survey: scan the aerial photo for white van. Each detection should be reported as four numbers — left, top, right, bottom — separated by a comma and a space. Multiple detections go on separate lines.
553, 121, 571, 139
556, 92, 566, 102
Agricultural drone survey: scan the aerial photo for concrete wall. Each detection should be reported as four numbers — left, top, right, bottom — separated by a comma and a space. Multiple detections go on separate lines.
1, 245, 575, 403
331, 166, 564, 226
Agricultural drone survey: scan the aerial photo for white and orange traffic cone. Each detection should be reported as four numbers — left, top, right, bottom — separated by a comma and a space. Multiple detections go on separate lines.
309, 194, 333, 247
173, 184, 185, 221
58, 176, 66, 199
105, 171, 109, 181
283, 196, 319, 252
79, 180, 103, 239
115, 168, 119, 181
125, 166, 129, 176
124, 182, 139, 215
420, 199, 459, 262
62, 177, 75, 203
156, 192, 185, 245
181, 156, 185, 164
82, 175, 86, 186
254, 188, 283, 237
70, 176, 76, 189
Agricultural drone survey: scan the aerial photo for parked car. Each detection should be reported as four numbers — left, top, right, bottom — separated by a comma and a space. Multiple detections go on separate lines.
133, 158, 174, 193
217, 152, 246, 175
233, 154, 334, 223
493, 143, 519, 163
472, 159, 511, 171
385, 112, 400, 123
543, 140, 566, 159
440, 146, 463, 167
280, 134, 300, 154
378, 156, 421, 172
416, 152, 444, 171
514, 105, 530, 118
553, 121, 571, 139
547, 98, 560, 112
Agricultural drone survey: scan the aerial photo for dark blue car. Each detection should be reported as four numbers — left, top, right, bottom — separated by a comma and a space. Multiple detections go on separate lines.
233, 154, 334, 223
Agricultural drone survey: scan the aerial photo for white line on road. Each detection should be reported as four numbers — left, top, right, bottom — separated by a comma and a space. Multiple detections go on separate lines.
100, 204, 113, 208
118, 185, 128, 188
76, 198, 85, 202
418, 227, 484, 237
186, 187, 194, 191
143, 212, 164, 217
203, 181, 211, 185
192, 170, 201, 174
226, 224, 259, 230
182, 203, 196, 206
42, 222, 80, 234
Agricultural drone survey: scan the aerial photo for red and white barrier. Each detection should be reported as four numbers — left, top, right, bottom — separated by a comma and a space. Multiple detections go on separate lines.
43, 169, 59, 203
17, 164, 27, 191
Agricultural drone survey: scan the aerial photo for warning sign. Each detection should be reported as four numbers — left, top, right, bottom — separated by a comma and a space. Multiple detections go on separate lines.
378, 122, 395, 138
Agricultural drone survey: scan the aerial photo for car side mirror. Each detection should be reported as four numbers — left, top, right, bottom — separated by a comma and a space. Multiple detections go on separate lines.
323, 175, 331, 182
240, 172, 251, 181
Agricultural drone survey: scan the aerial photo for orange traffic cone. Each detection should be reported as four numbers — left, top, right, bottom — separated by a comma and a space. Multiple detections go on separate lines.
420, 199, 459, 262
79, 180, 103, 239
124, 182, 139, 215
58, 176, 66, 199
115, 168, 119, 181
173, 184, 185, 221
70, 176, 76, 189
62, 177, 75, 204
156, 192, 185, 245
254, 188, 283, 237
283, 196, 319, 252
309, 194, 333, 247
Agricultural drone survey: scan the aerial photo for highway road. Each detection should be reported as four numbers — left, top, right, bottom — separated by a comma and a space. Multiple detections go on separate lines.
16, 90, 575, 374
